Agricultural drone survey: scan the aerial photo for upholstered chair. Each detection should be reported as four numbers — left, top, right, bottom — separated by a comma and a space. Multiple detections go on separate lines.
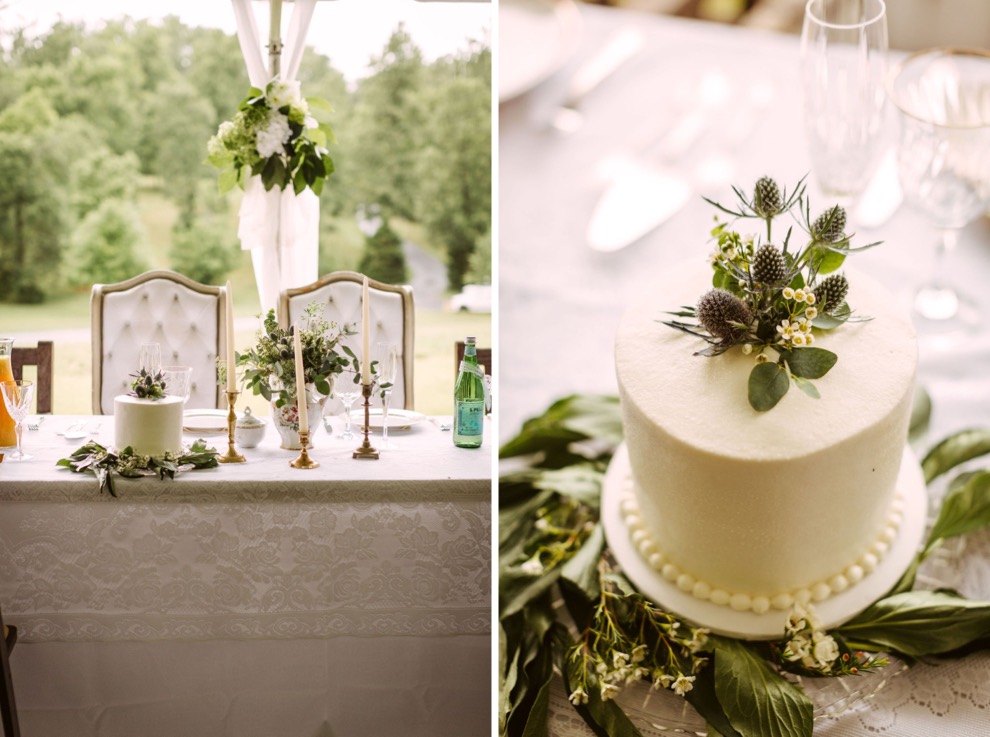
279, 272, 414, 415
91, 271, 229, 415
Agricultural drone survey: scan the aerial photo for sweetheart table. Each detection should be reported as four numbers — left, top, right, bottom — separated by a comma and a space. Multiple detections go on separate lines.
500, 3, 990, 736
0, 414, 491, 737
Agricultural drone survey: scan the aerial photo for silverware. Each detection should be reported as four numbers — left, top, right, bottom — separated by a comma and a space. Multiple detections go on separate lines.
27, 415, 45, 431
429, 417, 452, 432
550, 28, 644, 133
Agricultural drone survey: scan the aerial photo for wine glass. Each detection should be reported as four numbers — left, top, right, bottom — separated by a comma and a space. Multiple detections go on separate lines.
336, 374, 361, 440
1, 380, 36, 461
161, 366, 192, 405
376, 341, 399, 450
890, 48, 990, 326
139, 342, 162, 375
801, 0, 889, 206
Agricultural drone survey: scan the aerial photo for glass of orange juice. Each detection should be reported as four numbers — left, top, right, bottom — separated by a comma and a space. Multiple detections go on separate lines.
0, 338, 16, 448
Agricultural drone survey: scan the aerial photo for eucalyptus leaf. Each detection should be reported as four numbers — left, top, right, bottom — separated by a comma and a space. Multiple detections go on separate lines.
713, 638, 813, 737
811, 246, 846, 274
748, 362, 790, 412
791, 376, 820, 400
838, 590, 990, 656
781, 347, 837, 379
811, 302, 851, 330
921, 427, 990, 484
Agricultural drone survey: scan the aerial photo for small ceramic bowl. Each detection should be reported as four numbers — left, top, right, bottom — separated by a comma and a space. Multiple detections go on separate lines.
235, 406, 267, 448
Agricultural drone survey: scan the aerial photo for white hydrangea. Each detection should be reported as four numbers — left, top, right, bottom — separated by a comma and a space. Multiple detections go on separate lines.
256, 112, 292, 158
268, 79, 302, 109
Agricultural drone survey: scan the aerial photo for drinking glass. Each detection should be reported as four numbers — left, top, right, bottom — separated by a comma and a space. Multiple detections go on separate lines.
161, 366, 193, 404
890, 48, 990, 325
336, 376, 361, 440
801, 0, 889, 205
1, 380, 36, 461
139, 342, 162, 375
376, 341, 399, 450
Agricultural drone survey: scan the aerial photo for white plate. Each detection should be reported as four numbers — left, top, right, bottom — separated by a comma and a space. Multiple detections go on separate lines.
182, 409, 229, 435
499, 0, 582, 102
349, 408, 426, 431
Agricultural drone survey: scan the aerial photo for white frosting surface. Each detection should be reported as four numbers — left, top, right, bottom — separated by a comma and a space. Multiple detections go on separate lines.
114, 395, 184, 457
615, 259, 917, 599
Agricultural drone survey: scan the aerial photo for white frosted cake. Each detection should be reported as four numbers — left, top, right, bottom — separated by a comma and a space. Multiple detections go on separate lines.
614, 259, 918, 619
114, 395, 184, 456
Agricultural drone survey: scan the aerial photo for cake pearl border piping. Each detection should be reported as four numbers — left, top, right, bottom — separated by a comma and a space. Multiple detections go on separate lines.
618, 474, 905, 615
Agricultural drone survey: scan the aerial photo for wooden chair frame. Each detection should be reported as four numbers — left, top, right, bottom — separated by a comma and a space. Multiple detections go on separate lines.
90, 270, 228, 414
279, 271, 415, 410
11, 341, 53, 414
0, 605, 19, 737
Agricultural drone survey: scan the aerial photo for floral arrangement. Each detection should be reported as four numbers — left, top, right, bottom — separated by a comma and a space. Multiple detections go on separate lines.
57, 440, 218, 496
129, 368, 167, 400
207, 78, 335, 196
499, 394, 990, 737
236, 303, 353, 408
663, 176, 877, 411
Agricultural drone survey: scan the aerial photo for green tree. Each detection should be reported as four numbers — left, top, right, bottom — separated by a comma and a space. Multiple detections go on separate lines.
466, 228, 491, 285
417, 75, 491, 290
169, 218, 238, 285
359, 219, 408, 285
67, 199, 147, 286
69, 147, 141, 220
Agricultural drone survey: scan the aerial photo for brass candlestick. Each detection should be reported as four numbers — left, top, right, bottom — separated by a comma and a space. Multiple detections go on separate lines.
290, 428, 319, 469
219, 389, 246, 463
353, 383, 379, 460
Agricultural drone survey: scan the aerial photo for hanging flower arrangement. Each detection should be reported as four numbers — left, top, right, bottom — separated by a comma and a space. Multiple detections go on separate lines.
207, 78, 335, 196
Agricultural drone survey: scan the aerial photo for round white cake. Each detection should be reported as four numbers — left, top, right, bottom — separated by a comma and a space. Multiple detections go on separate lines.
114, 395, 184, 456
614, 259, 918, 617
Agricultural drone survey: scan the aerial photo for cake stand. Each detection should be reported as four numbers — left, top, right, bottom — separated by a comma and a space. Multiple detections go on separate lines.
601, 443, 929, 639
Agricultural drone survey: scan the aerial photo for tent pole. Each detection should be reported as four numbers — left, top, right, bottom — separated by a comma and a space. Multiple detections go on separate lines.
268, 0, 283, 79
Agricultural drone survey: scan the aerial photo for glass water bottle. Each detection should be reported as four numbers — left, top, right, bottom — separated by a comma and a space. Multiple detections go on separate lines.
453, 337, 485, 448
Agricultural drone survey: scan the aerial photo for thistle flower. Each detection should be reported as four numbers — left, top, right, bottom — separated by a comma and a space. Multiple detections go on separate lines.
753, 176, 783, 218
812, 205, 847, 243
816, 273, 849, 314
696, 289, 753, 341
751, 244, 787, 284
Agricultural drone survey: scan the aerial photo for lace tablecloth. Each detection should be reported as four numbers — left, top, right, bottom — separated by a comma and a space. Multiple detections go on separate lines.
0, 414, 491, 736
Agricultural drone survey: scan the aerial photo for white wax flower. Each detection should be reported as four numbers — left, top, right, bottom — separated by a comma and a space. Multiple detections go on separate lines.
672, 674, 695, 696
568, 688, 588, 706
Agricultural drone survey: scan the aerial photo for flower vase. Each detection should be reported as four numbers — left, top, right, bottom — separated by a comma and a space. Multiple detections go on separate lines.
271, 383, 330, 450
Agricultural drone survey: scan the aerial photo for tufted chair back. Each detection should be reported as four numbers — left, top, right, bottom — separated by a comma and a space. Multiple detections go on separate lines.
91, 270, 228, 415
279, 272, 414, 415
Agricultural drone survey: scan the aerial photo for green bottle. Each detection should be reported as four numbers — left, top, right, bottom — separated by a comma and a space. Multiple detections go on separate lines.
453, 336, 485, 448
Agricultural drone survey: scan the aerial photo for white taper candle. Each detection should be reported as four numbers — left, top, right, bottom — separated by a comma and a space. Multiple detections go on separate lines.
361, 276, 371, 385
293, 327, 308, 435
225, 280, 236, 392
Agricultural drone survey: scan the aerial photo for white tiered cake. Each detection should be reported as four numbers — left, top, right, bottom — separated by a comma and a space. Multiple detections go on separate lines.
114, 395, 184, 456
607, 259, 926, 637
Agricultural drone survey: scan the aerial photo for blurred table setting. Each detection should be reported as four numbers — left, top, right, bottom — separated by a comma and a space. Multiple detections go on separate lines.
500, 1, 990, 735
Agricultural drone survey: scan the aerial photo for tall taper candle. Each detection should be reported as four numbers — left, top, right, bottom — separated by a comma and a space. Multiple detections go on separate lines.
361, 276, 371, 384
225, 280, 236, 392
293, 327, 308, 435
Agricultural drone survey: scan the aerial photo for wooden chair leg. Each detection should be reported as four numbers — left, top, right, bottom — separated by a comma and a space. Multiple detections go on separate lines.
0, 609, 20, 737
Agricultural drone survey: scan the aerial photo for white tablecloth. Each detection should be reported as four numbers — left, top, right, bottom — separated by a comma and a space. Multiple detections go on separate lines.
500, 5, 990, 736
1, 414, 491, 736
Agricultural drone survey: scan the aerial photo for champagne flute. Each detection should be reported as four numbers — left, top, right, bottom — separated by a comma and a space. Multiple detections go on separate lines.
801, 0, 889, 207
376, 341, 399, 450
890, 48, 990, 326
139, 342, 162, 375
1, 380, 36, 461
336, 374, 360, 440
162, 366, 192, 405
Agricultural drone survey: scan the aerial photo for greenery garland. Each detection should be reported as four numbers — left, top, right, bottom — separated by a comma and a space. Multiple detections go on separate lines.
57, 440, 219, 497
499, 394, 990, 737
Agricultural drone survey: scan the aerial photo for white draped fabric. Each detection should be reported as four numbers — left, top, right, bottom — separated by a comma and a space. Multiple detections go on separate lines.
230, 0, 320, 314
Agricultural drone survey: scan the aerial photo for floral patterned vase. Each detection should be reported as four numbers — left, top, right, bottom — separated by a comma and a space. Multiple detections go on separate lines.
270, 383, 330, 450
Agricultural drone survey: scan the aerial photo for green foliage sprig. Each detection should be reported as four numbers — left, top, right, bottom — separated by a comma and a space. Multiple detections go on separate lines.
498, 394, 990, 737
663, 175, 880, 411
129, 368, 167, 399
235, 303, 353, 408
57, 440, 219, 497
207, 78, 336, 196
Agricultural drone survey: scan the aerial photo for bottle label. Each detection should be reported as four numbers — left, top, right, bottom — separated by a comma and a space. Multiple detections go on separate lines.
456, 400, 485, 435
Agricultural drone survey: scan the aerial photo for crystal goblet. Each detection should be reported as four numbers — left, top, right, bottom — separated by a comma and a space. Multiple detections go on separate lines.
162, 365, 192, 405
336, 376, 360, 441
376, 341, 399, 450
1, 380, 36, 461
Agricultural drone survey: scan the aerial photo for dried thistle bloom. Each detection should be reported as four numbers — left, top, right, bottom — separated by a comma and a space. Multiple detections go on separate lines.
812, 205, 847, 243
816, 273, 849, 313
751, 244, 786, 284
697, 289, 753, 341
